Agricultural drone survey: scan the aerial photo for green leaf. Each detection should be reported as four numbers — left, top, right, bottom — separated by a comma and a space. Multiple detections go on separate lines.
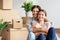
0, 19, 3, 24
0, 19, 9, 32
21, 1, 33, 14
0, 22, 9, 32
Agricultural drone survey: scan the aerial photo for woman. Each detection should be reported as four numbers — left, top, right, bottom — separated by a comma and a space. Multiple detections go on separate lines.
31, 9, 57, 40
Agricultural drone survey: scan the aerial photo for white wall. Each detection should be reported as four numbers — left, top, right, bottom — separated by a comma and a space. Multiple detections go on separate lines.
13, 0, 60, 28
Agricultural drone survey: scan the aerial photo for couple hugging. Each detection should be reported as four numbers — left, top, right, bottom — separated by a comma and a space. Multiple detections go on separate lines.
26, 5, 58, 40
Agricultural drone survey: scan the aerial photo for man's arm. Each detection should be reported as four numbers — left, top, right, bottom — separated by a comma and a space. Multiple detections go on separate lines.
26, 18, 33, 32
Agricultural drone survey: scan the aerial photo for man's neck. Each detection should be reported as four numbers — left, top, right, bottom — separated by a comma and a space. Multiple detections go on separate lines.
33, 17, 36, 20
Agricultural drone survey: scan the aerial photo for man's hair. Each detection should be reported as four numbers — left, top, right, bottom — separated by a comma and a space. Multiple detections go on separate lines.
31, 5, 41, 11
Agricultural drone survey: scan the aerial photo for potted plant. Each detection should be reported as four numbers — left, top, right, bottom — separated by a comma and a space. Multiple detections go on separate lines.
0, 19, 9, 40
22, 1, 33, 17
22, 1, 33, 27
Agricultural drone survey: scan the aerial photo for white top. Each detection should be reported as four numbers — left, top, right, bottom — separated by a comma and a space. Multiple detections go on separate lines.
32, 20, 51, 29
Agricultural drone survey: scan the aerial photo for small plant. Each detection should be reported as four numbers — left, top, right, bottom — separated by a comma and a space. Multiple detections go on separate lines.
22, 1, 33, 17
0, 19, 9, 35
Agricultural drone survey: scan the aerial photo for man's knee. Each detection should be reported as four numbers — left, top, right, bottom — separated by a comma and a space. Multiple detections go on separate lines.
29, 32, 35, 39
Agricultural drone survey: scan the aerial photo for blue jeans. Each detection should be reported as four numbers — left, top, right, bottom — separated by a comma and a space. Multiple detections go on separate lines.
27, 32, 35, 40
36, 27, 57, 40
36, 34, 46, 40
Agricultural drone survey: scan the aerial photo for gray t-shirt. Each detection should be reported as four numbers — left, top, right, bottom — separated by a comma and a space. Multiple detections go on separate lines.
26, 17, 36, 32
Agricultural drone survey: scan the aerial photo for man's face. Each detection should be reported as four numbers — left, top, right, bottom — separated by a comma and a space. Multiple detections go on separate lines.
32, 8, 39, 18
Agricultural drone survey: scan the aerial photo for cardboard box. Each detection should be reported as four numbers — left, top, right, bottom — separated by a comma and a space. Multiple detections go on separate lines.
13, 19, 23, 28
0, 0, 12, 9
10, 28, 28, 40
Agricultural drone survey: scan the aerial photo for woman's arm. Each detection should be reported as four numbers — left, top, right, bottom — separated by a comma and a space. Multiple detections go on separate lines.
31, 21, 51, 36
32, 27, 48, 36
41, 28, 48, 33
31, 23, 48, 33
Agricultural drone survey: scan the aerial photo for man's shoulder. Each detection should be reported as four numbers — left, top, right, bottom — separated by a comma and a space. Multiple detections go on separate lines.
27, 17, 33, 20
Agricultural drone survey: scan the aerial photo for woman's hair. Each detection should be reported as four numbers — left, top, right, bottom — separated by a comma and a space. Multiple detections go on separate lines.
37, 9, 48, 22
39, 9, 47, 16
31, 5, 41, 11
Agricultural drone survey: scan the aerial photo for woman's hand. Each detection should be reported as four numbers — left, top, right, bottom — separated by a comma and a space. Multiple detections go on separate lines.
41, 27, 48, 33
34, 31, 47, 36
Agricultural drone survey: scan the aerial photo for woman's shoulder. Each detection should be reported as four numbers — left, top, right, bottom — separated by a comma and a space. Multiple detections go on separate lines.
45, 21, 52, 25
44, 21, 52, 28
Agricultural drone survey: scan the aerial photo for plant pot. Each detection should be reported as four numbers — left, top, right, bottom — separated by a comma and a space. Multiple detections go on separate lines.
22, 17, 27, 27
22, 17, 30, 27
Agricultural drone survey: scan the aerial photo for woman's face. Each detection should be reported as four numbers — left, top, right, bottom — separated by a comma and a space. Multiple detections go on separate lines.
38, 11, 46, 21
32, 8, 39, 18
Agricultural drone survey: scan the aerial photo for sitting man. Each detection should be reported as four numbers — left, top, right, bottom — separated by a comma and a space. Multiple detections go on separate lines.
26, 5, 41, 40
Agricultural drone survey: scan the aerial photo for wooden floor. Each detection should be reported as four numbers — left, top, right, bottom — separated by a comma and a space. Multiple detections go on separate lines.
55, 28, 60, 34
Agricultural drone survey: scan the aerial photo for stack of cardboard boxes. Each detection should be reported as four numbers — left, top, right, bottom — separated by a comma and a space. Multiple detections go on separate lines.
0, 0, 28, 40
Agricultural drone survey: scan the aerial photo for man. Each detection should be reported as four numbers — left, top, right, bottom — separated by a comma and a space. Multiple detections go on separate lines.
26, 5, 41, 40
